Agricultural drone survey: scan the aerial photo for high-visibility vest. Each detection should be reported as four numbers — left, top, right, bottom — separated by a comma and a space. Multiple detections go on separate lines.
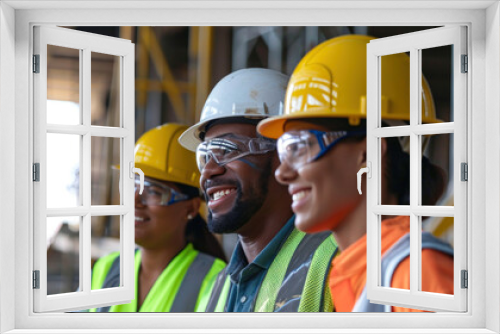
352, 232, 454, 312
90, 244, 225, 312
204, 229, 337, 312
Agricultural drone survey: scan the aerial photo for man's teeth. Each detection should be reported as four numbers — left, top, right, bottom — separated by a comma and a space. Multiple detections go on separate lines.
135, 217, 146, 222
292, 191, 307, 202
212, 189, 235, 201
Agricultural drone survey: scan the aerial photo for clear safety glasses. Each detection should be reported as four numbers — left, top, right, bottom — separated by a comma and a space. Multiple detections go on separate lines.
135, 178, 190, 206
196, 135, 276, 171
277, 129, 365, 170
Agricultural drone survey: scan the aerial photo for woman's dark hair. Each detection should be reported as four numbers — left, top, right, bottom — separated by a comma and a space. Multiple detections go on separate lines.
385, 136, 446, 206
176, 183, 227, 262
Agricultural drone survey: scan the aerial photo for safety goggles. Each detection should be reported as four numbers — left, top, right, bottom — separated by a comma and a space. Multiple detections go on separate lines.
196, 135, 276, 171
135, 178, 190, 206
277, 129, 365, 170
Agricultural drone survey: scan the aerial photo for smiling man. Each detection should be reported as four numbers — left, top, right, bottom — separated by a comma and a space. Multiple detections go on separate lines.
179, 68, 337, 312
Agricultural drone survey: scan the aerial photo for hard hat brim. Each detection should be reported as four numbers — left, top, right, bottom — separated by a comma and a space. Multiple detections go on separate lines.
258, 109, 442, 139
257, 108, 363, 139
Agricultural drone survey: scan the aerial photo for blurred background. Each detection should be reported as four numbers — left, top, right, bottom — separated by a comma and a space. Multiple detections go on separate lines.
46, 26, 454, 295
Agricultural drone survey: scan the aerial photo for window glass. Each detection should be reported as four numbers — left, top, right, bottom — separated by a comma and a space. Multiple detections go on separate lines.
47, 45, 80, 125
91, 216, 121, 290
46, 133, 80, 208
47, 216, 80, 295
91, 137, 121, 206
381, 52, 410, 128
422, 216, 454, 295
91, 52, 121, 127
422, 133, 454, 206
421, 45, 453, 123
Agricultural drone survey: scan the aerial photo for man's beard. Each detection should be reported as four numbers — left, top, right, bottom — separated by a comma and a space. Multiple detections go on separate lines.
206, 163, 271, 234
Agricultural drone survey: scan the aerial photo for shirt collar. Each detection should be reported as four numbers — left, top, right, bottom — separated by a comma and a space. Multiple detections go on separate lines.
226, 215, 296, 277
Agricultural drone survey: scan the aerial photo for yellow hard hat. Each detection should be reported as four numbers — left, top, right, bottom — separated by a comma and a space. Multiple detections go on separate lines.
258, 35, 438, 139
134, 123, 200, 188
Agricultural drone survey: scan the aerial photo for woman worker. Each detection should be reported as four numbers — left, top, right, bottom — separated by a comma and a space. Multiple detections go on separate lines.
90, 123, 226, 312
257, 35, 454, 312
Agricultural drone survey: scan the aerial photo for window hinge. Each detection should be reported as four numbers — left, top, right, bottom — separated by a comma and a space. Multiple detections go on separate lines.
33, 163, 40, 182
461, 162, 468, 181
461, 270, 468, 289
33, 270, 40, 289
461, 54, 468, 73
33, 54, 40, 73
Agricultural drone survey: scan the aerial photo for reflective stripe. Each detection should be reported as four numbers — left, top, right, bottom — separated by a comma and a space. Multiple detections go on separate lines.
91, 251, 120, 291
352, 232, 454, 312
205, 268, 228, 312
274, 231, 333, 312
170, 252, 216, 312
214, 277, 231, 312
95, 254, 122, 312
102, 254, 122, 289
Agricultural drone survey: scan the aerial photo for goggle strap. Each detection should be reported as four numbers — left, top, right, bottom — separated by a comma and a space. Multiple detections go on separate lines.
312, 130, 366, 162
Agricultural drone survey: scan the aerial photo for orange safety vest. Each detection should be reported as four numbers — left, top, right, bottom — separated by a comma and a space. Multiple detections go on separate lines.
330, 216, 454, 312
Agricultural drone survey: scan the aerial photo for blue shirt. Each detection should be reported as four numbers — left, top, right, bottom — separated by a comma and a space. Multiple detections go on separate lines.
224, 216, 295, 312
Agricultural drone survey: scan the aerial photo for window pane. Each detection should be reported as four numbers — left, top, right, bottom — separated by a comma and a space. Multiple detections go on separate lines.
379, 215, 410, 291
47, 133, 80, 208
47, 216, 80, 295
91, 216, 121, 290
421, 45, 453, 123
421, 216, 454, 295
91, 52, 121, 127
91, 137, 121, 206
47, 45, 80, 125
381, 52, 410, 128
421, 133, 453, 206
381, 136, 410, 205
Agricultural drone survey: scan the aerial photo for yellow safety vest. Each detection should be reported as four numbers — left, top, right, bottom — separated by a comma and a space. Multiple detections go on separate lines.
89, 243, 225, 312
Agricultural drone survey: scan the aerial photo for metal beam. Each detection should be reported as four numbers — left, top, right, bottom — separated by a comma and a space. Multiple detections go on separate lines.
139, 27, 186, 122
195, 27, 213, 125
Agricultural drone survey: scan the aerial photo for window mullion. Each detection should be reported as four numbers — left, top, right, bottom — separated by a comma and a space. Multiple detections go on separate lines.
78, 48, 84, 211
409, 47, 420, 295
122, 52, 135, 290
366, 47, 379, 294
82, 47, 92, 295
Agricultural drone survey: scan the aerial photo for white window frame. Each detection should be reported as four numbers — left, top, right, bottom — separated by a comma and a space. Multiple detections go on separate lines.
33, 25, 136, 312
365, 26, 467, 312
1, 1, 498, 333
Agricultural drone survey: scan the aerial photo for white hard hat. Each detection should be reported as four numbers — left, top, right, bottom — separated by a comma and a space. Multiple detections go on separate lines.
179, 68, 289, 151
